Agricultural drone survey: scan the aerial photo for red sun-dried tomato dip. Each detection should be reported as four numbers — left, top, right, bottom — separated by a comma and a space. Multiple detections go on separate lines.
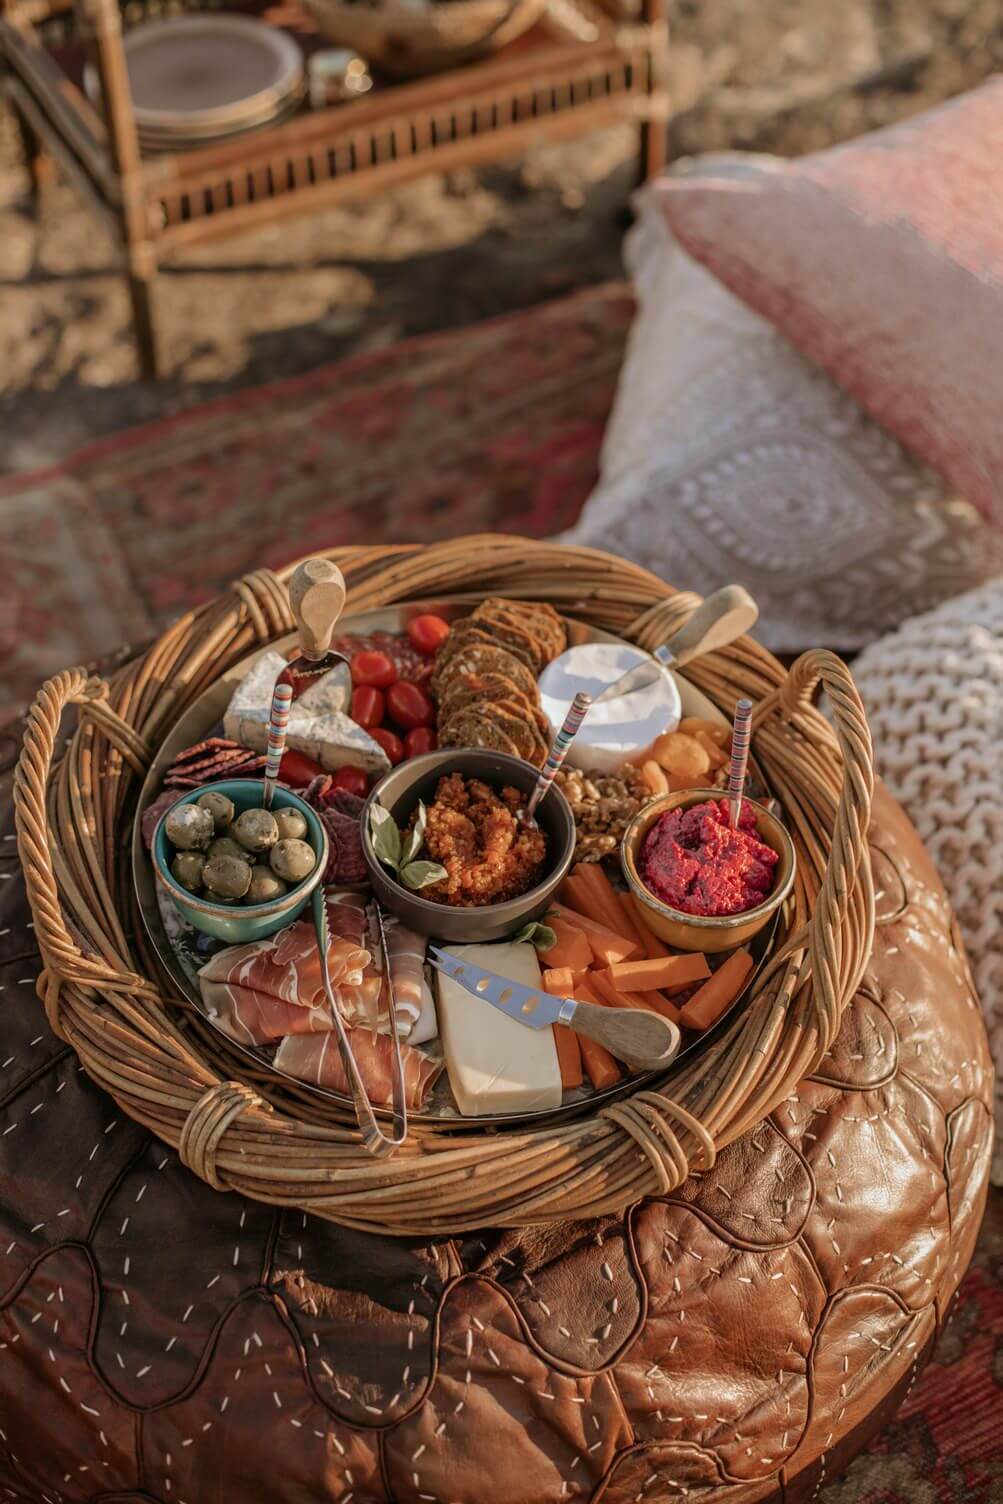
640, 798, 779, 917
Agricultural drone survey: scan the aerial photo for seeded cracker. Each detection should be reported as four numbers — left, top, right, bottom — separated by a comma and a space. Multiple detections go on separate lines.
439, 707, 521, 758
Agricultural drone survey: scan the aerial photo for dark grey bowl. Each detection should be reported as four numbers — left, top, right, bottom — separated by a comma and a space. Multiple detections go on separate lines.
361, 749, 576, 942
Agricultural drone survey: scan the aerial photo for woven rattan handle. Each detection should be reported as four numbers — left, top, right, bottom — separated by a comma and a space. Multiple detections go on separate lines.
14, 668, 154, 1019
760, 648, 875, 1042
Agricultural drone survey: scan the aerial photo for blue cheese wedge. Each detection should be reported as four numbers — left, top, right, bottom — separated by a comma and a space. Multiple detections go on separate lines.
224, 652, 389, 776
434, 942, 562, 1116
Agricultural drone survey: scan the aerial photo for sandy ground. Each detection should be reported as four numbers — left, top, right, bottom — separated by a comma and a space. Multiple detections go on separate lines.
1, 0, 1001, 470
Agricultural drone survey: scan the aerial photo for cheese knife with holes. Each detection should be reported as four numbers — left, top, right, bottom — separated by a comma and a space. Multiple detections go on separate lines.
428, 946, 680, 1071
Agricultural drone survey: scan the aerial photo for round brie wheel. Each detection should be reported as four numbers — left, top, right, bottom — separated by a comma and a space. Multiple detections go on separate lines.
538, 644, 681, 774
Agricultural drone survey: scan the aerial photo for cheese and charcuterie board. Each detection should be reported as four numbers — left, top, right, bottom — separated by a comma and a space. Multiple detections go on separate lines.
19, 539, 875, 1231
133, 578, 787, 1133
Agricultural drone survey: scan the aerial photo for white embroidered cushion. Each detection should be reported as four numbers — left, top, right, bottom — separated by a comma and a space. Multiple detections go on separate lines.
561, 173, 1002, 655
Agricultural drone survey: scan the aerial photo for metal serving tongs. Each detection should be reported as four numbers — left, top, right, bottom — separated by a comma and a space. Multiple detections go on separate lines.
313, 889, 409, 1157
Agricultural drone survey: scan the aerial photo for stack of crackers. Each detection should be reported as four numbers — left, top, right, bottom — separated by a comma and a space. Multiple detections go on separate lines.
432, 599, 567, 766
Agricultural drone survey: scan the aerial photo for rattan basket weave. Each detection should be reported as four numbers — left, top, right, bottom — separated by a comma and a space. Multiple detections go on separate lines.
301, 0, 548, 77
14, 539, 874, 1235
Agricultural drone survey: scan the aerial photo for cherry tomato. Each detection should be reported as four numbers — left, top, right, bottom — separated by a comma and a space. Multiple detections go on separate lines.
278, 748, 324, 787
350, 685, 385, 728
406, 614, 451, 657
351, 650, 397, 689
369, 727, 405, 765
404, 726, 437, 758
386, 681, 434, 731
331, 765, 370, 799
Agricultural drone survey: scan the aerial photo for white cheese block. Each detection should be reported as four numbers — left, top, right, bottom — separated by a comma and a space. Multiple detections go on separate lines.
434, 943, 562, 1117
224, 653, 389, 777
538, 643, 682, 774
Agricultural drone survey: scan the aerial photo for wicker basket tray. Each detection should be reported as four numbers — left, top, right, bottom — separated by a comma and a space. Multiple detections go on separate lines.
14, 540, 874, 1235
301, 0, 548, 78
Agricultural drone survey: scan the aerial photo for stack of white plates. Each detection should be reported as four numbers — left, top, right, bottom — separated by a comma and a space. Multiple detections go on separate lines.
85, 15, 304, 153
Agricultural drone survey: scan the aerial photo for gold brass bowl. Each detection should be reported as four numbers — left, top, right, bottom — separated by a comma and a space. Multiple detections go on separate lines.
621, 789, 796, 954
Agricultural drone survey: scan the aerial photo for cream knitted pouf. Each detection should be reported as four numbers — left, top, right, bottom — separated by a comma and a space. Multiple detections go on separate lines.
853, 578, 1002, 1181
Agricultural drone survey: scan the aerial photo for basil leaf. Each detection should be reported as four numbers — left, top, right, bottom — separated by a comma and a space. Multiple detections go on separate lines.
369, 803, 402, 870
513, 921, 558, 951
400, 800, 427, 867
399, 860, 448, 891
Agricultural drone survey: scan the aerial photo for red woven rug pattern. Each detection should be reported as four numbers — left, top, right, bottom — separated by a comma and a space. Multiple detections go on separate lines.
0, 283, 634, 717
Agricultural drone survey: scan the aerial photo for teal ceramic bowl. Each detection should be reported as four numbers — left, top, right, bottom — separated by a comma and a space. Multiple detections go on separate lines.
152, 779, 328, 944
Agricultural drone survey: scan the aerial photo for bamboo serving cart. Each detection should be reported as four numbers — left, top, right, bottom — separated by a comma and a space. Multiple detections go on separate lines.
0, 0, 669, 378
14, 540, 875, 1237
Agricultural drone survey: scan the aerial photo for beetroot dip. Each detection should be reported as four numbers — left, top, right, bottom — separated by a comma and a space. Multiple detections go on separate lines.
639, 798, 779, 917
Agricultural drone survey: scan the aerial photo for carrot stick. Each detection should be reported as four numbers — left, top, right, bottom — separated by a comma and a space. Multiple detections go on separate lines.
679, 948, 754, 1031
578, 1035, 621, 1089
624, 892, 671, 958
547, 903, 639, 964
542, 967, 576, 998
572, 972, 627, 1082
537, 919, 592, 972
578, 863, 646, 949
606, 954, 711, 992
541, 968, 585, 1089
637, 989, 682, 1025
568, 865, 628, 937
591, 971, 682, 1024
560, 873, 622, 935
552, 1025, 583, 1088
590, 970, 657, 1013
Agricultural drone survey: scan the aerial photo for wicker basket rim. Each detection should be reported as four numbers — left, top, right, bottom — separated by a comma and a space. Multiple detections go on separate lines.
13, 540, 875, 1235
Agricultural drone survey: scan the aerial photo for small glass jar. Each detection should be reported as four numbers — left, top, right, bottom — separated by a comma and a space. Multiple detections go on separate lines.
308, 48, 374, 109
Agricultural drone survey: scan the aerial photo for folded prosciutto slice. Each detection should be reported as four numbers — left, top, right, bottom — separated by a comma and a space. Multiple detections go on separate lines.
201, 981, 332, 1048
198, 902, 377, 1045
380, 912, 437, 1045
315, 890, 382, 1030
274, 1028, 441, 1109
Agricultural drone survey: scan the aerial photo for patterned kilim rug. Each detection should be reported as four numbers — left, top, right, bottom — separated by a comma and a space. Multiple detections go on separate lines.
0, 283, 635, 719
0, 281, 1000, 1500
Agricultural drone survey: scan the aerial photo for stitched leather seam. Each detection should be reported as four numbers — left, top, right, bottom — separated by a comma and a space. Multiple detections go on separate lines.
86, 1137, 155, 1246
789, 1285, 928, 1486
807, 991, 899, 1092
268, 1274, 444, 1432
587, 1438, 732, 1502
942, 1097, 993, 1246
0, 1040, 73, 1112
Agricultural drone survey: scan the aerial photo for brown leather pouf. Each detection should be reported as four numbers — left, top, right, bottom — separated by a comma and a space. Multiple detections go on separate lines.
0, 716, 992, 1503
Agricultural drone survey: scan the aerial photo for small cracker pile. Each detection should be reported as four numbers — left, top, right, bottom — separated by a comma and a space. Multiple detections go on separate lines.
164, 737, 266, 788
432, 599, 567, 767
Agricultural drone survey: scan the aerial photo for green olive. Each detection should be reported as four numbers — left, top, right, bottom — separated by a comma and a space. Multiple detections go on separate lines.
245, 867, 288, 905
233, 807, 279, 854
269, 838, 316, 883
196, 790, 235, 833
165, 803, 213, 852
207, 836, 247, 863
171, 851, 205, 893
274, 807, 309, 842
203, 854, 253, 900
